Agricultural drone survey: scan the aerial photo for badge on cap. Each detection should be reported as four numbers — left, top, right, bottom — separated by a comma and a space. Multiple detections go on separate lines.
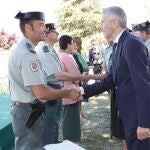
30, 61, 39, 72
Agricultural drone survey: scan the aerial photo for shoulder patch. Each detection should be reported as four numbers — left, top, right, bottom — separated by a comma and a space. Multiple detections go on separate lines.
30, 61, 39, 72
43, 46, 49, 52
26, 43, 36, 53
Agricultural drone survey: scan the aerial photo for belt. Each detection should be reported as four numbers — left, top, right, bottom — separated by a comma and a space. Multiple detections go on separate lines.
44, 100, 56, 105
13, 100, 36, 108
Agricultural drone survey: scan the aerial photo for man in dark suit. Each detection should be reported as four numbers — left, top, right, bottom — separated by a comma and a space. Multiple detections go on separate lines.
79, 6, 150, 150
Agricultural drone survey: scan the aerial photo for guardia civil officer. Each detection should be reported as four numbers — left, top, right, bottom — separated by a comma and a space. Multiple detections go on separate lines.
36, 23, 102, 145
133, 20, 150, 55
36, 23, 63, 145
36, 23, 106, 145
8, 11, 80, 150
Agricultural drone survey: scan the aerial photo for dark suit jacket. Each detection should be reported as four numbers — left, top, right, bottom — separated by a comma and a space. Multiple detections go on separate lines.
83, 30, 150, 131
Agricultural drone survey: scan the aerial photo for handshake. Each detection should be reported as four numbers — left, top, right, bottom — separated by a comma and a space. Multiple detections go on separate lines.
66, 84, 81, 100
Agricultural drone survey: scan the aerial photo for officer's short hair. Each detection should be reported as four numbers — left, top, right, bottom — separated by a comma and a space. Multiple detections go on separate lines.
59, 35, 73, 50
19, 20, 33, 33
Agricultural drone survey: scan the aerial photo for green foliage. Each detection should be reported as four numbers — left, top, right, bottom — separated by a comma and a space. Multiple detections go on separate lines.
57, 0, 104, 52
58, 0, 102, 37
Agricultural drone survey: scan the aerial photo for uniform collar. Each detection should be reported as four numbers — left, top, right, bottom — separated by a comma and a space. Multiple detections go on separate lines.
23, 36, 36, 53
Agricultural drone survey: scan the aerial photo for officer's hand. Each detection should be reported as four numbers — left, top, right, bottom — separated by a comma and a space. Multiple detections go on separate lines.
137, 126, 150, 140
81, 74, 90, 83
67, 88, 81, 100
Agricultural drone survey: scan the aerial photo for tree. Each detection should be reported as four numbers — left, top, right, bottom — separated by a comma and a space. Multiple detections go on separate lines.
57, 0, 103, 51
58, 0, 102, 37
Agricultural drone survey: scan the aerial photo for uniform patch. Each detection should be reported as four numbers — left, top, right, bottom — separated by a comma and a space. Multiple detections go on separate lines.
30, 61, 39, 72
26, 43, 36, 53
43, 46, 49, 52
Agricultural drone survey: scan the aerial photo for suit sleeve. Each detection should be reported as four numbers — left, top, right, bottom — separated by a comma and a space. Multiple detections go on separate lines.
83, 70, 115, 99
125, 39, 150, 127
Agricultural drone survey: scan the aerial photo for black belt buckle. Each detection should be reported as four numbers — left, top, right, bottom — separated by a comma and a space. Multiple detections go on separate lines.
46, 101, 56, 105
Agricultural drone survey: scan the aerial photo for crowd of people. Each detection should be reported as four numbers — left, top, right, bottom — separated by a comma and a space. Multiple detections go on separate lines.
8, 5, 150, 150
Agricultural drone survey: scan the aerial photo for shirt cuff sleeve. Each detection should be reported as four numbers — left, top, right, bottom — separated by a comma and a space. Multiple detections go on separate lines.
79, 87, 85, 95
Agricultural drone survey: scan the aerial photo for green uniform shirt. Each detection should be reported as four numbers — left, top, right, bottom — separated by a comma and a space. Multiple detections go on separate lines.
36, 42, 63, 86
8, 37, 45, 103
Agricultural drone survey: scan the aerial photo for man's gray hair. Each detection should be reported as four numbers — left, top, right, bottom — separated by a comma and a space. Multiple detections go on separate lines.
103, 6, 127, 28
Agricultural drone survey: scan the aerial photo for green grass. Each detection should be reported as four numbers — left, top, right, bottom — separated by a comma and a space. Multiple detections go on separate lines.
80, 93, 123, 150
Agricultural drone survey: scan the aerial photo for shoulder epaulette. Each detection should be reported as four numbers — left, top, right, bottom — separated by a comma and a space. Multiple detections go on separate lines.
26, 43, 36, 54
43, 46, 49, 52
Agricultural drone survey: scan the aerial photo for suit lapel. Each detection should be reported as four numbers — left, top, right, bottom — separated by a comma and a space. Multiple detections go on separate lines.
112, 30, 129, 83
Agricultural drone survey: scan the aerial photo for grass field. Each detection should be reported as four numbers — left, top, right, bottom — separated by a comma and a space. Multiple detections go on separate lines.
80, 93, 123, 150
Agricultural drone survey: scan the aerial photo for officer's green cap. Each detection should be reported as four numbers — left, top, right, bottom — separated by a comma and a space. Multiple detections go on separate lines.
15, 11, 45, 21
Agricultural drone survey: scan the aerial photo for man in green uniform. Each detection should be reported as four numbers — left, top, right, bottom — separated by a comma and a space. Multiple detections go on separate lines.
8, 11, 80, 150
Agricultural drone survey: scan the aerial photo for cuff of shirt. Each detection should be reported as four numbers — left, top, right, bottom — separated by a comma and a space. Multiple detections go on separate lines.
79, 87, 85, 95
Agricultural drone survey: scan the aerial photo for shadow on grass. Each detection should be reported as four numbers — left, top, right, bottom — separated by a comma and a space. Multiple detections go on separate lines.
80, 93, 123, 150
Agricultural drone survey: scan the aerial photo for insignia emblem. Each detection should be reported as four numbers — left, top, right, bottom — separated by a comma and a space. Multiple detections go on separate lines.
43, 46, 49, 52
26, 43, 35, 53
30, 61, 39, 72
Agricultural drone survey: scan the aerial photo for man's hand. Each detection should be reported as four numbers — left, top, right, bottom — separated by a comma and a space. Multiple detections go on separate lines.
137, 126, 150, 140
67, 88, 81, 100
81, 74, 90, 83
87, 73, 107, 81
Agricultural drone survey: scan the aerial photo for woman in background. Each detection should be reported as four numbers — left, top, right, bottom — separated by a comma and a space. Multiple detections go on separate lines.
72, 36, 89, 119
